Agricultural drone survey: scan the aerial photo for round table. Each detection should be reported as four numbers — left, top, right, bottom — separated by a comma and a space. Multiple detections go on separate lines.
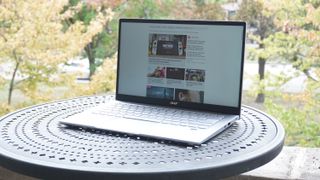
0, 95, 285, 180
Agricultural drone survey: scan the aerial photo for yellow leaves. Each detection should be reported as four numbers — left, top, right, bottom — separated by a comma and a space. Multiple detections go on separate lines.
304, 31, 319, 41
0, 76, 5, 88
87, 0, 124, 9
1, 0, 114, 65
295, 29, 320, 58
60, 1, 83, 20
62, 55, 117, 98
305, 3, 320, 28
0, 0, 115, 106
88, 7, 113, 32
0, 102, 13, 116
69, 55, 117, 96
86, 55, 117, 94
266, 0, 305, 29
0, 0, 17, 20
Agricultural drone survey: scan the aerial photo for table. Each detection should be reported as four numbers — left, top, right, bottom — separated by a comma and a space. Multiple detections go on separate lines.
0, 95, 285, 180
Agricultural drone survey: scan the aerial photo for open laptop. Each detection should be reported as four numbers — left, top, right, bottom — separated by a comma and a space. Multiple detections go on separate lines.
60, 19, 246, 145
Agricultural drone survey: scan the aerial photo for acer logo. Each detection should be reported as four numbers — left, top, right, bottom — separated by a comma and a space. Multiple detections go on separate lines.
169, 101, 178, 105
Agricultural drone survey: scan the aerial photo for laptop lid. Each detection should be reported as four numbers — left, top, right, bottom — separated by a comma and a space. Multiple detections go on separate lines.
116, 19, 246, 115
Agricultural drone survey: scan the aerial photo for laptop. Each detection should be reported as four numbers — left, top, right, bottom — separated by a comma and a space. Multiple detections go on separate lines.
60, 19, 246, 145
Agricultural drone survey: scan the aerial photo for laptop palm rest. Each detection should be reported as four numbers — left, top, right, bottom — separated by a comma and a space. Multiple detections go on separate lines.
60, 110, 237, 145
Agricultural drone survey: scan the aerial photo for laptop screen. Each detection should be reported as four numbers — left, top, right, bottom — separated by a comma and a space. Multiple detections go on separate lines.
116, 19, 246, 114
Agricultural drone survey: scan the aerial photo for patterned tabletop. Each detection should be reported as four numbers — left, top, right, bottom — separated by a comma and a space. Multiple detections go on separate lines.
0, 95, 285, 180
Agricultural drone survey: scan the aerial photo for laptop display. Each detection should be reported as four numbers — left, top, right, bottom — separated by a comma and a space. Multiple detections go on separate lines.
117, 19, 245, 114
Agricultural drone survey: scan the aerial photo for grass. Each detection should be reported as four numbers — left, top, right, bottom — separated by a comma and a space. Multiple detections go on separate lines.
243, 91, 320, 147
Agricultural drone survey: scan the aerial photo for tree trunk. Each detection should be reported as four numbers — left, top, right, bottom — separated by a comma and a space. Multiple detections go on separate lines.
88, 55, 95, 78
256, 57, 266, 103
84, 43, 96, 79
8, 61, 20, 105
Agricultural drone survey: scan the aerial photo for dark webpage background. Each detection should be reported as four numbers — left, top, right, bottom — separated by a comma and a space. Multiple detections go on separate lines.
117, 20, 244, 108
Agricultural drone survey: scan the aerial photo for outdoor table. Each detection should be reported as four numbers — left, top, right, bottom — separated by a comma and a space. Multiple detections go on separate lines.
0, 95, 285, 180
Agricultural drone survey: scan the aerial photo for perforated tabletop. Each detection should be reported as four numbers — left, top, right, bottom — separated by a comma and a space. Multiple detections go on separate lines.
0, 95, 285, 180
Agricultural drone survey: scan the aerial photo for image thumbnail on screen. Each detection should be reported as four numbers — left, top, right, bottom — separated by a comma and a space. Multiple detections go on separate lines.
175, 89, 204, 103
185, 69, 205, 82
166, 67, 185, 80
148, 34, 187, 59
146, 86, 174, 100
147, 66, 166, 78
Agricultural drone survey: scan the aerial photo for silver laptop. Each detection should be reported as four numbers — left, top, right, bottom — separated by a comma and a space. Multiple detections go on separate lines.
60, 19, 246, 145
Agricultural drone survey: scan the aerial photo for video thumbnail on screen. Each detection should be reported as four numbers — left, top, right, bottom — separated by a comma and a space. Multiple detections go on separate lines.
148, 34, 187, 59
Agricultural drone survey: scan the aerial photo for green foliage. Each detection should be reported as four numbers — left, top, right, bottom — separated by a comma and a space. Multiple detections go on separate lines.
0, 103, 12, 117
118, 0, 173, 18
63, 0, 116, 77
63, 55, 117, 97
194, 0, 228, 6
194, 2, 225, 20
94, 20, 118, 59
100, 0, 183, 60
245, 69, 320, 147
309, 0, 320, 7
264, 32, 315, 72
0, 76, 5, 89
236, 0, 276, 38
77, 5, 97, 25
265, 99, 320, 147
244, 0, 320, 144
235, 0, 263, 26
264, 79, 320, 147
69, 0, 80, 6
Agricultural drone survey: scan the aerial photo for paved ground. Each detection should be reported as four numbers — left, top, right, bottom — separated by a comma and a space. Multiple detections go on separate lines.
243, 62, 311, 93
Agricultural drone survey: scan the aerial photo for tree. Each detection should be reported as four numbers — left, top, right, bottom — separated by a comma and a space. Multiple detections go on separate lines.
119, 0, 174, 18
63, 54, 117, 98
235, 0, 276, 103
265, 0, 320, 79
64, 0, 120, 78
257, 0, 320, 147
78, 0, 178, 79
193, 0, 226, 20
0, 0, 113, 105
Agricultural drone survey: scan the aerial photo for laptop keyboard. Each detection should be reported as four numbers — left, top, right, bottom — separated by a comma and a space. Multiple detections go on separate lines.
91, 102, 225, 130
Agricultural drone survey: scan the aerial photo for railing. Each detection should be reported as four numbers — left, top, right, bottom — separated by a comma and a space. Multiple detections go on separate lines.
229, 146, 320, 179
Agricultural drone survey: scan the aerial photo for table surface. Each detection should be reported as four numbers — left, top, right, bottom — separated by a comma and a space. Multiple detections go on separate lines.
0, 95, 285, 180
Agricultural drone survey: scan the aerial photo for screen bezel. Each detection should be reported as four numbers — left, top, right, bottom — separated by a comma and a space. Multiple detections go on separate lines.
116, 19, 246, 115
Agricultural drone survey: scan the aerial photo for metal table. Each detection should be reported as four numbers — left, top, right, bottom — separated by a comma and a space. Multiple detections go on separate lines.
0, 95, 285, 180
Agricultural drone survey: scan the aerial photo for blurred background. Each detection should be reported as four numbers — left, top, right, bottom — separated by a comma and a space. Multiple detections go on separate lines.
0, 0, 319, 147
